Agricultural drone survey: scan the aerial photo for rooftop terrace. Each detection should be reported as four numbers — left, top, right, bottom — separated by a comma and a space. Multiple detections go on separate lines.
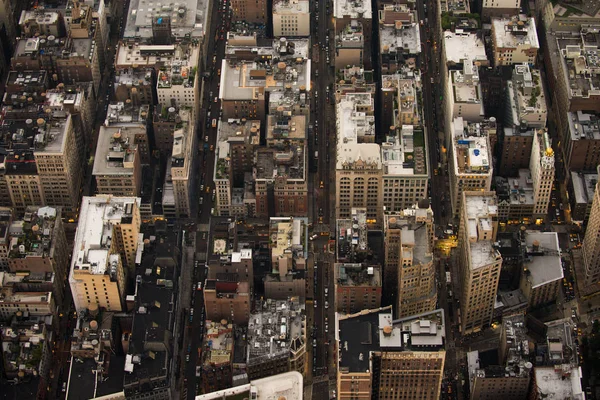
451, 117, 492, 175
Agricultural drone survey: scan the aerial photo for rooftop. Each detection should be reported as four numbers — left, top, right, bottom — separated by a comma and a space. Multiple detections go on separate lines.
506, 64, 547, 128
8, 206, 61, 259
492, 15, 539, 50
337, 307, 445, 373
0, 112, 73, 160
451, 117, 492, 175
273, 0, 310, 14
553, 29, 600, 101
170, 108, 193, 169
523, 231, 563, 288
384, 206, 434, 267
93, 126, 142, 176
334, 0, 372, 19
568, 110, 600, 141
379, 5, 421, 55
269, 218, 306, 261
495, 170, 535, 206
468, 314, 532, 381
450, 67, 481, 104
337, 208, 368, 262
247, 299, 305, 368
6, 71, 47, 89
336, 93, 380, 169
534, 367, 584, 400
202, 320, 234, 367
124, 0, 208, 39
463, 193, 501, 270
215, 119, 261, 177
336, 263, 381, 287
266, 114, 306, 141
443, 31, 487, 66
221, 39, 310, 101
70, 196, 140, 276
194, 371, 303, 400
115, 42, 200, 69
570, 171, 597, 205
105, 103, 150, 127
124, 232, 178, 395
440, 0, 470, 14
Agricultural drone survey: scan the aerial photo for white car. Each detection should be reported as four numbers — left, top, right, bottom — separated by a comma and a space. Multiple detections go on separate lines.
325, 301, 329, 309
314, 300, 317, 308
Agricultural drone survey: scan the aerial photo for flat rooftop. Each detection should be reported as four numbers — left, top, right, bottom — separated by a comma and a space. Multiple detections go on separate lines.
220, 39, 310, 101
71, 196, 140, 275
443, 31, 487, 66
381, 127, 427, 176
568, 110, 600, 141
124, 0, 207, 39
334, 0, 372, 19
93, 126, 143, 176
336, 263, 381, 287
273, 0, 309, 13
380, 16, 420, 55
492, 15, 539, 50
337, 208, 368, 262
451, 117, 491, 175
124, 234, 178, 394
534, 367, 584, 400
194, 371, 303, 400
338, 307, 445, 373
496, 170, 535, 206
202, 320, 234, 367
451, 69, 481, 104
524, 231, 563, 288
105, 103, 150, 127
440, 0, 470, 14
571, 171, 597, 205
464, 193, 500, 269
266, 115, 306, 141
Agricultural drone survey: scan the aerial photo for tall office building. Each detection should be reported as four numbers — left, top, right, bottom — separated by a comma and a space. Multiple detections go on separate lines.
449, 117, 494, 218
582, 164, 600, 290
529, 129, 554, 218
384, 204, 437, 318
335, 93, 383, 225
69, 196, 141, 313
337, 307, 446, 400
459, 191, 502, 334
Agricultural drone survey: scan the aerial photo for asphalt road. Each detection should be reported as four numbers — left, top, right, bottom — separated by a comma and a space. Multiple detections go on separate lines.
309, 0, 337, 394
181, 0, 227, 397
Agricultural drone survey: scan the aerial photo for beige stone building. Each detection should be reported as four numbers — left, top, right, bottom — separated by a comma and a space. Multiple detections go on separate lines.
272, 0, 310, 37
336, 93, 382, 225
459, 191, 502, 334
69, 196, 141, 313
491, 15, 539, 67
337, 307, 446, 400
449, 117, 494, 218
384, 205, 437, 319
